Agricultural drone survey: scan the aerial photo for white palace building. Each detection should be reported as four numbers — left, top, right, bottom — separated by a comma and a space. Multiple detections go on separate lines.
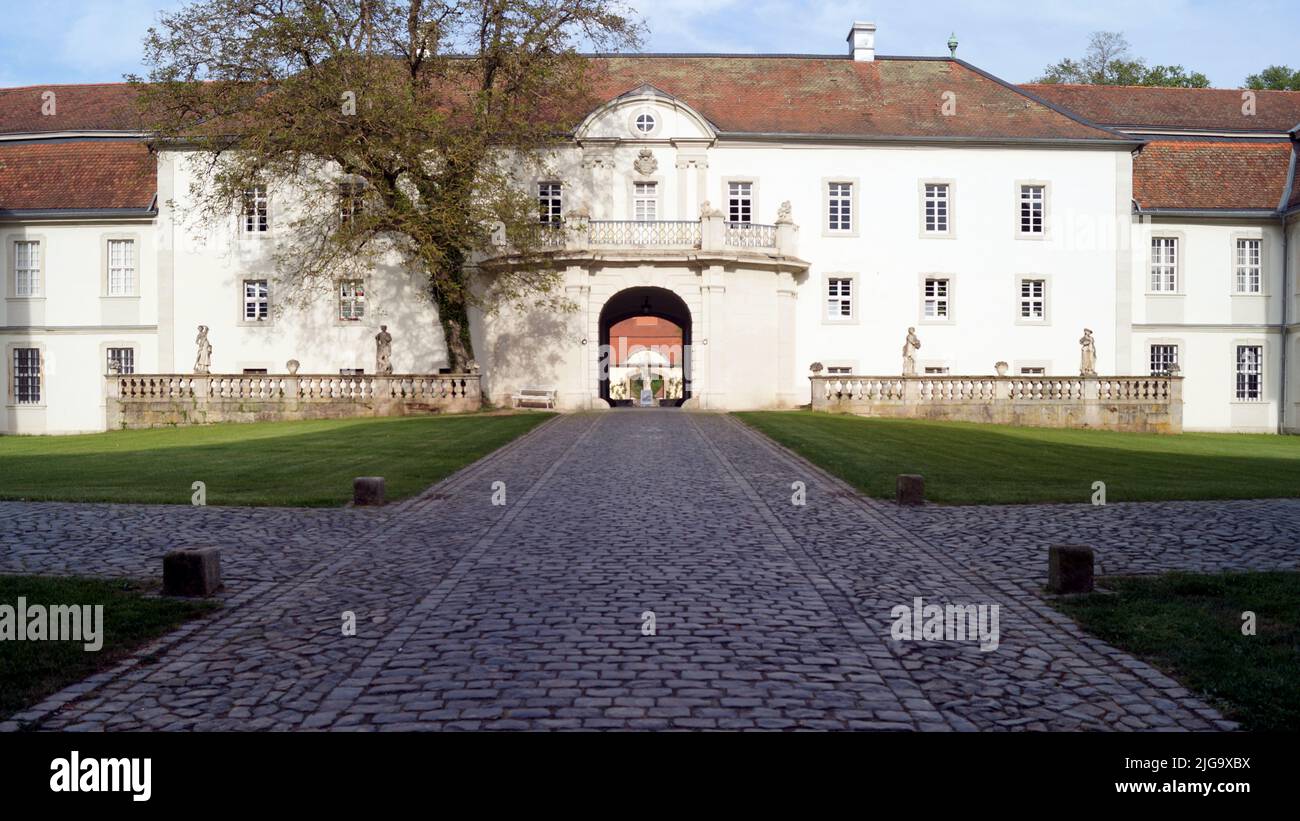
1, 22, 1298, 435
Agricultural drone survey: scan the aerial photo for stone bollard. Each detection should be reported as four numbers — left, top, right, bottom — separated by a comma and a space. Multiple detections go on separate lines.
1048, 544, 1095, 594
163, 546, 222, 597
353, 476, 386, 507
896, 474, 925, 506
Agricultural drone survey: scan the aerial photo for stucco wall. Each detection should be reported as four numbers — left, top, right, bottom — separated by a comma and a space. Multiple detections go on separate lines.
1130, 216, 1286, 431
0, 219, 157, 434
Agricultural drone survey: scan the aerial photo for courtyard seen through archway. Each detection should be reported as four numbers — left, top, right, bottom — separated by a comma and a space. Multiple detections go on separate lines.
598, 286, 691, 407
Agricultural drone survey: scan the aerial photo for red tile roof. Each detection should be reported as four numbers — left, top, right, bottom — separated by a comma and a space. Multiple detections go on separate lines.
0, 140, 156, 211
1022, 83, 1300, 133
587, 57, 1129, 141
0, 83, 144, 136
1133, 140, 1294, 211
9, 68, 1297, 214
0, 60, 1130, 143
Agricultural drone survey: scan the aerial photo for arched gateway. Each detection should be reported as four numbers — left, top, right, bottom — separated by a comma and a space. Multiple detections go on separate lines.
599, 287, 692, 406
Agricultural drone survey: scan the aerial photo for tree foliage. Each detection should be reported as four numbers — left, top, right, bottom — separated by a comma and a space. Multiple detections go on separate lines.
1036, 31, 1209, 88
136, 0, 643, 370
1245, 65, 1300, 91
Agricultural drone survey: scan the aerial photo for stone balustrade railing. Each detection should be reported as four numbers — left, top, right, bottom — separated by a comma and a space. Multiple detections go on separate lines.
106, 373, 481, 429
811, 374, 1182, 433
504, 213, 799, 257
723, 221, 777, 248
588, 219, 702, 248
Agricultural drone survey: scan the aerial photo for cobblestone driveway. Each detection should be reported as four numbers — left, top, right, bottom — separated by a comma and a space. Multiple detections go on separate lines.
3, 410, 1293, 731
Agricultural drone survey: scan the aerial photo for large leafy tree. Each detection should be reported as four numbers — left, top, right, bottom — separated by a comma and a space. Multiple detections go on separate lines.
1036, 31, 1209, 88
136, 0, 642, 370
1245, 65, 1300, 91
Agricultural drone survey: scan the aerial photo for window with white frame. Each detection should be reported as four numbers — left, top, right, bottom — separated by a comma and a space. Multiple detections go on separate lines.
107, 347, 135, 375
339, 280, 365, 321
1149, 344, 1179, 375
1235, 238, 1262, 294
1019, 278, 1046, 321
1018, 185, 1045, 234
107, 239, 136, 296
339, 182, 364, 226
538, 182, 562, 225
923, 366, 949, 375
243, 279, 269, 321
1236, 345, 1262, 400
242, 185, 269, 233
1020, 366, 1046, 375
827, 182, 853, 232
14, 240, 40, 296
1150, 237, 1178, 292
633, 182, 658, 221
924, 183, 949, 234
826, 277, 853, 320
826, 366, 853, 375
923, 277, 949, 319
728, 181, 753, 224
13, 347, 40, 404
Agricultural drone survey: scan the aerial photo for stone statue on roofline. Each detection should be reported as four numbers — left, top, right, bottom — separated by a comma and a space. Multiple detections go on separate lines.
194, 325, 212, 374
1079, 328, 1097, 377
375, 325, 393, 375
902, 327, 921, 376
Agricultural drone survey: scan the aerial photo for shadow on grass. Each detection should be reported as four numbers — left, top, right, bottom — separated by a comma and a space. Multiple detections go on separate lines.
0, 413, 551, 507
736, 411, 1300, 504
0, 575, 218, 721
1052, 571, 1300, 731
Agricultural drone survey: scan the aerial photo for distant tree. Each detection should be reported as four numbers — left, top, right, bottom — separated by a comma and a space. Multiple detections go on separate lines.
1036, 31, 1209, 87
1245, 65, 1300, 91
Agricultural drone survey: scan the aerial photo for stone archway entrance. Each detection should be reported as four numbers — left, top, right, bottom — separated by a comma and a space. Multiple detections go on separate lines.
598, 286, 692, 406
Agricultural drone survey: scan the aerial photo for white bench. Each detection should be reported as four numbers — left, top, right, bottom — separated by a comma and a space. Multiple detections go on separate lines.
512, 386, 557, 409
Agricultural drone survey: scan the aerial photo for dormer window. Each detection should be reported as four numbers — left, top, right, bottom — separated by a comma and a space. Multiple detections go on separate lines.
634, 112, 656, 134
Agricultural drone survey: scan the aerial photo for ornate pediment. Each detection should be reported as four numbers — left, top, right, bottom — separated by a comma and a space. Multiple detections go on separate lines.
574, 85, 717, 144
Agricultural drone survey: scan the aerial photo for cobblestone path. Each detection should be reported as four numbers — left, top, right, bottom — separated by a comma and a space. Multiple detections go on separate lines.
4, 410, 1291, 731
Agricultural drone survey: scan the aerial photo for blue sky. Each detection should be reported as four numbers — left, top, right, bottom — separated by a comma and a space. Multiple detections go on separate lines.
0, 0, 1295, 88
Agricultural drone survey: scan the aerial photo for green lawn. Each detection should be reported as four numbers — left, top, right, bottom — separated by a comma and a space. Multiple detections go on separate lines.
0, 413, 551, 507
1052, 572, 1300, 732
0, 575, 217, 720
736, 411, 1300, 504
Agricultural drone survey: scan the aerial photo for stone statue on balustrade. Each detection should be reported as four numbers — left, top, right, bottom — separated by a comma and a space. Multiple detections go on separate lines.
375, 325, 393, 375
901, 327, 921, 376
194, 325, 212, 374
1079, 328, 1097, 377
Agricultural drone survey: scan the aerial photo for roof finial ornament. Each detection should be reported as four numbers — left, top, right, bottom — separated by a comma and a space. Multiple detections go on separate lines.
947, 32, 958, 58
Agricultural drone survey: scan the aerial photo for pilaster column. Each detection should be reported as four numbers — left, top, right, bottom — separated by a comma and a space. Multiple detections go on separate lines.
581, 152, 615, 220
675, 153, 708, 220
775, 271, 798, 406
699, 266, 726, 409
563, 266, 592, 408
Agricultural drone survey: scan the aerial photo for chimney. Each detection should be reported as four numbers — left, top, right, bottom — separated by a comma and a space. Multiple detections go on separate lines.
846, 21, 876, 62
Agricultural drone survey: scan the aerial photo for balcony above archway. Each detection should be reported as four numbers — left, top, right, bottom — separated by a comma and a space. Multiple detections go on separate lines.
482, 208, 809, 276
